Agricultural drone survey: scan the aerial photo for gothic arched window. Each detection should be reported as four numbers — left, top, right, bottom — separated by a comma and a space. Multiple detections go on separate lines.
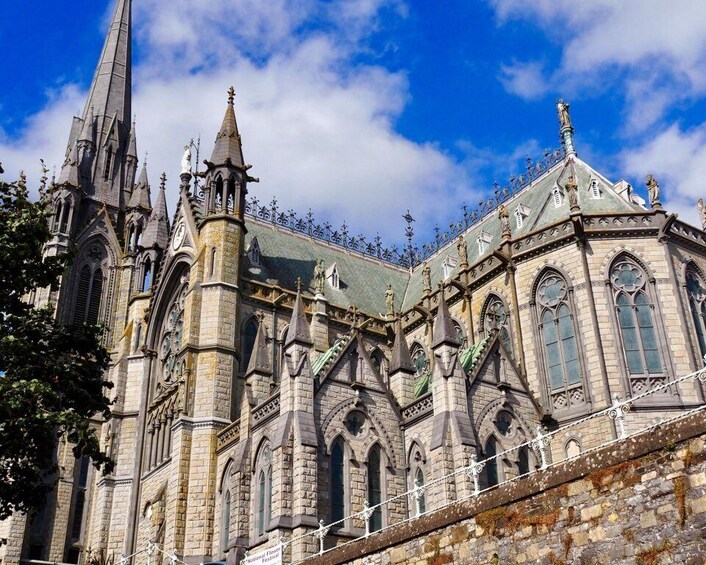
483, 295, 513, 353
535, 270, 585, 412
411, 343, 430, 397
414, 468, 426, 515
367, 444, 383, 532
370, 348, 388, 380
240, 318, 258, 374
609, 257, 665, 392
159, 283, 188, 389
330, 439, 346, 523
255, 443, 272, 537
452, 320, 467, 347
481, 436, 498, 488
53, 200, 63, 232
74, 263, 104, 326
222, 490, 231, 551
686, 266, 706, 359
142, 258, 152, 292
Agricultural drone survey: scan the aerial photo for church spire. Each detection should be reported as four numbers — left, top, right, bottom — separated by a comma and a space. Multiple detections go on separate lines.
82, 0, 132, 126
128, 163, 151, 211
209, 86, 245, 167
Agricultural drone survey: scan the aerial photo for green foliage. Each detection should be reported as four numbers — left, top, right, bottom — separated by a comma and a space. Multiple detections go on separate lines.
0, 175, 113, 520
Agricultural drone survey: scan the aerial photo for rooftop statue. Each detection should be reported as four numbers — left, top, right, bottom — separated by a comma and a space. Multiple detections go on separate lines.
181, 145, 192, 175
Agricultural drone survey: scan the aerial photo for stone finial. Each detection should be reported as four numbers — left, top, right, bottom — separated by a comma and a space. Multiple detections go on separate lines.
227, 86, 235, 105
285, 285, 312, 348
565, 174, 580, 212
432, 284, 460, 349
390, 319, 414, 373
245, 317, 272, 377
646, 173, 662, 209
498, 204, 511, 239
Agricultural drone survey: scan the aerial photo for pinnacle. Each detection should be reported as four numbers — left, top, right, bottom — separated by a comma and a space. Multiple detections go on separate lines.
209, 86, 245, 167
432, 285, 461, 348
285, 287, 313, 348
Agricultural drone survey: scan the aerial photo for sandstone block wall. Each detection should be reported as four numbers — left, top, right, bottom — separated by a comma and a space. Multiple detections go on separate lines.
304, 412, 706, 565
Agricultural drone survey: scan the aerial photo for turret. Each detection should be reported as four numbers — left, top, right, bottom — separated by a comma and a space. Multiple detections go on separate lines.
202, 87, 255, 218
389, 319, 415, 406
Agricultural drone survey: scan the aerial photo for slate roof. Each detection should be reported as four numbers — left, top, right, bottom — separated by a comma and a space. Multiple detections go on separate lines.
243, 219, 409, 316
401, 156, 645, 309
241, 155, 644, 317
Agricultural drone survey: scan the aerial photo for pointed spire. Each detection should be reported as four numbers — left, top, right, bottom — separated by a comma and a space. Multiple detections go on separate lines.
141, 172, 169, 249
432, 285, 460, 348
79, 106, 95, 144
209, 86, 245, 167
128, 163, 151, 210
127, 120, 138, 160
390, 319, 414, 373
285, 283, 313, 347
82, 0, 132, 125
58, 140, 80, 186
246, 318, 273, 377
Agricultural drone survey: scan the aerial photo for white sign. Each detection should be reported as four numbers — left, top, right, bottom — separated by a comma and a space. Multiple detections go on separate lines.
242, 545, 282, 565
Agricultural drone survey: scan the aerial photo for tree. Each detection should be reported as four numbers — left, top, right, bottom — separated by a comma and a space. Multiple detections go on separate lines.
0, 171, 114, 521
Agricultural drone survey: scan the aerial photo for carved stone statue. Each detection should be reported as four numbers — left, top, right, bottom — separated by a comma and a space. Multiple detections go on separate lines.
698, 198, 706, 230
457, 236, 468, 267
422, 261, 431, 294
565, 174, 579, 211
385, 284, 395, 317
498, 204, 511, 238
313, 259, 325, 294
181, 144, 192, 175
645, 173, 661, 208
557, 99, 572, 129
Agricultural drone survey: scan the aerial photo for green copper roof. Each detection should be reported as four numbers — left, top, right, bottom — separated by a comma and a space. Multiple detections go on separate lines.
413, 370, 431, 398
460, 337, 489, 374
311, 336, 347, 376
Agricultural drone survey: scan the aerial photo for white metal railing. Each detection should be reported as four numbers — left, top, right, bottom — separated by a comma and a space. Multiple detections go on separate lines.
276, 368, 706, 564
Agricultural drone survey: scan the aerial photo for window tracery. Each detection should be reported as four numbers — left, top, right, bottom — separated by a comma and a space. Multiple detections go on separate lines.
483, 295, 513, 353
411, 343, 430, 398
609, 256, 665, 393
686, 265, 706, 359
158, 283, 188, 390
535, 270, 586, 412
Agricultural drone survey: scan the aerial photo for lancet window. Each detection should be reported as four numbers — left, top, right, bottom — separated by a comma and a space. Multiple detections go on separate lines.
411, 343, 430, 398
330, 439, 346, 523
534, 270, 586, 412
609, 256, 666, 393
255, 443, 272, 537
483, 295, 513, 353
686, 265, 706, 359
367, 444, 383, 532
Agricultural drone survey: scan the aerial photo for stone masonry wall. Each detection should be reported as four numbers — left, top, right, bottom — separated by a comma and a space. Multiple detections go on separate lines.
304, 412, 706, 565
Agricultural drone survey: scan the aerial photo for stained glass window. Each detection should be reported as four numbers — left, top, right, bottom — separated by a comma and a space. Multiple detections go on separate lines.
610, 258, 664, 380
368, 445, 383, 532
331, 441, 345, 522
686, 267, 706, 358
537, 272, 582, 390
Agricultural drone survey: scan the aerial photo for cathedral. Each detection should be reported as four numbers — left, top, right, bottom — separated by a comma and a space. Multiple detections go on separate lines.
2, 0, 706, 564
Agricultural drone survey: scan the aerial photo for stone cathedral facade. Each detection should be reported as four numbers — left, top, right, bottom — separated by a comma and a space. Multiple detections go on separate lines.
2, 1, 706, 564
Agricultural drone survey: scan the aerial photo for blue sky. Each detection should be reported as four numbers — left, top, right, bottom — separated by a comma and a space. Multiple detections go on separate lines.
2, 0, 706, 245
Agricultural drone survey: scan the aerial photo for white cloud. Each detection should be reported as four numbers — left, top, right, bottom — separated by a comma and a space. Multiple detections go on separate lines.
1, 0, 473, 243
621, 123, 706, 227
490, 0, 706, 131
498, 61, 549, 101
